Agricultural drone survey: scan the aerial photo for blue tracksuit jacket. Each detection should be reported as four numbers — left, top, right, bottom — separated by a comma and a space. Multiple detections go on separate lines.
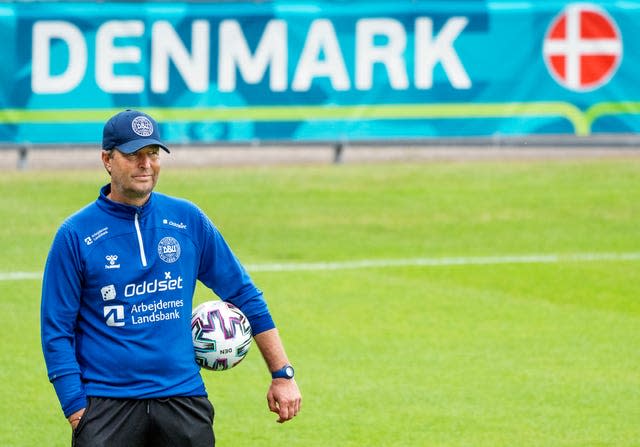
41, 184, 274, 417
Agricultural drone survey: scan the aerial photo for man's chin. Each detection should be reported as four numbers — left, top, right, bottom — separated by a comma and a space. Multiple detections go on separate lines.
125, 184, 155, 199
131, 178, 156, 190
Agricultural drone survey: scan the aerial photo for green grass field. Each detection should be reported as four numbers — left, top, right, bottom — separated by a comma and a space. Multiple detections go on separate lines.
1, 157, 639, 446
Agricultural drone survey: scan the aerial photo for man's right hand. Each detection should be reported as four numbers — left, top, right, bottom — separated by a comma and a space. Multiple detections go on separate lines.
68, 408, 86, 430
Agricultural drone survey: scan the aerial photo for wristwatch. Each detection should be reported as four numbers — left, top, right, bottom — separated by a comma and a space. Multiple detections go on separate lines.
271, 364, 295, 380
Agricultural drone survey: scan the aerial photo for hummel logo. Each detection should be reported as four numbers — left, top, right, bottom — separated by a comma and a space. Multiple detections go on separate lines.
105, 254, 121, 270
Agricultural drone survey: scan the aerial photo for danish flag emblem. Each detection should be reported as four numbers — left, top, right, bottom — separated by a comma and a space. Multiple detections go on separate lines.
543, 3, 622, 92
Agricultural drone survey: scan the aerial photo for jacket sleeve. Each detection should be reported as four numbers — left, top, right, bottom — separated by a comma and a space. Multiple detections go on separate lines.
195, 209, 276, 335
40, 222, 88, 417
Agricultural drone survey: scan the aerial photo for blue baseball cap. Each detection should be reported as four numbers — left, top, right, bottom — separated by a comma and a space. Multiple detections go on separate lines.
102, 109, 170, 154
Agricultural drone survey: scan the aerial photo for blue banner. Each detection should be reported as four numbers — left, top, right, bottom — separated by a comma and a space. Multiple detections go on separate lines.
1, 0, 639, 144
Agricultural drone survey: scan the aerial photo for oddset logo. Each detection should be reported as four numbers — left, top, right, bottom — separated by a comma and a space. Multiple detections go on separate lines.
543, 3, 622, 92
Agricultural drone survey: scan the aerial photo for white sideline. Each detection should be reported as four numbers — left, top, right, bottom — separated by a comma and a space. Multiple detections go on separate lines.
3, 252, 639, 281
246, 252, 640, 272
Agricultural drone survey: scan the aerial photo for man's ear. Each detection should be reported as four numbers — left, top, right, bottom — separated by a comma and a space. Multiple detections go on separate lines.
101, 150, 112, 175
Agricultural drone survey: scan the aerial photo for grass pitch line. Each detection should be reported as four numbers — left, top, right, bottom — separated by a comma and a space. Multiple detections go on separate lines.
2, 252, 639, 281
0, 272, 43, 281
247, 251, 640, 271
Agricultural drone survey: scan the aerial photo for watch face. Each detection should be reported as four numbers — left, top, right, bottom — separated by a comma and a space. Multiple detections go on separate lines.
285, 366, 294, 378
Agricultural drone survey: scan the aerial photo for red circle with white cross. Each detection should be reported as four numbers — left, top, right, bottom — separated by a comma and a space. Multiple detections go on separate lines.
543, 3, 622, 92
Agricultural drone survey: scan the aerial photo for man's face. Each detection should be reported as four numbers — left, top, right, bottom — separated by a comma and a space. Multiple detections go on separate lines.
103, 145, 161, 206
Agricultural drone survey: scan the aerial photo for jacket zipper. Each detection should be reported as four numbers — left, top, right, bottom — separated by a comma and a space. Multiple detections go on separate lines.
134, 212, 148, 267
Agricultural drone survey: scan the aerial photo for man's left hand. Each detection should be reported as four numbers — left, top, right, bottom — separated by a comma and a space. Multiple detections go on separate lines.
267, 378, 302, 423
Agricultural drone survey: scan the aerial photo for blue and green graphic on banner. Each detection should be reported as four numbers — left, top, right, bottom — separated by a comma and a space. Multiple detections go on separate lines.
0, 0, 639, 144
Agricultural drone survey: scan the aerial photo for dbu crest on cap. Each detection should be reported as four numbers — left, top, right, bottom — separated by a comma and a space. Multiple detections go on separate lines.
131, 116, 154, 137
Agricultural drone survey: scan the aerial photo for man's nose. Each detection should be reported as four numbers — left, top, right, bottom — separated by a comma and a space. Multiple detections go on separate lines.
137, 153, 153, 167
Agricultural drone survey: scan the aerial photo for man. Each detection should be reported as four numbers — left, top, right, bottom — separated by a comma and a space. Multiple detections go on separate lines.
40, 109, 301, 446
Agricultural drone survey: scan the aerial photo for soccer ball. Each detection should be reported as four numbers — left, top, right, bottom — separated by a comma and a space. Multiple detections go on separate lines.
191, 300, 252, 371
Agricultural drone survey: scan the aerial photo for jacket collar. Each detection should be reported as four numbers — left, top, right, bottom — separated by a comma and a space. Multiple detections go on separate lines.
96, 184, 155, 219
